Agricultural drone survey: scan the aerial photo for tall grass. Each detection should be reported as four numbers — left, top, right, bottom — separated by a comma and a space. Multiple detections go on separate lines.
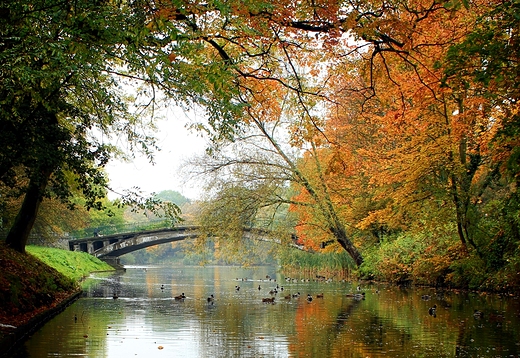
278, 249, 356, 280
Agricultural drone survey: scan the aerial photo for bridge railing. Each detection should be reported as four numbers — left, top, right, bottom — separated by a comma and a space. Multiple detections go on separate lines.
68, 219, 179, 240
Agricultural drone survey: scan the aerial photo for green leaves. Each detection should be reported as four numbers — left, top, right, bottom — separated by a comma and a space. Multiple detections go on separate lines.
0, 0, 167, 250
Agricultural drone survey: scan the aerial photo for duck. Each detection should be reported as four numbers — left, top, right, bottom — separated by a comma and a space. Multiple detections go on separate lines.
207, 294, 215, 303
269, 289, 278, 295
292, 292, 301, 298
174, 293, 186, 300
316, 293, 324, 298
258, 285, 261, 290
421, 294, 431, 301
488, 312, 504, 322
284, 294, 291, 300
306, 294, 313, 302
235, 285, 240, 291
160, 284, 165, 290
262, 297, 275, 303
346, 292, 365, 299
428, 304, 437, 316
473, 309, 484, 319
112, 293, 119, 299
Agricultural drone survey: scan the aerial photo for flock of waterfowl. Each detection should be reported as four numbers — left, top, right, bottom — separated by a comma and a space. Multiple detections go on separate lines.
111, 274, 494, 322
148, 275, 370, 305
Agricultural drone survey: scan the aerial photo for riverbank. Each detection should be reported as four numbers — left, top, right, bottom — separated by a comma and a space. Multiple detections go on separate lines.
0, 242, 114, 355
279, 237, 520, 294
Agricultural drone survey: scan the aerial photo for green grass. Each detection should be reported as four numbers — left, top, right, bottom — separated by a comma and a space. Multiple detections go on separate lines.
27, 245, 114, 282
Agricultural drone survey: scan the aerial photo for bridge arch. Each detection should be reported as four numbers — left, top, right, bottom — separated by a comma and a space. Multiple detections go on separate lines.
92, 240, 104, 251
68, 226, 303, 259
69, 227, 198, 257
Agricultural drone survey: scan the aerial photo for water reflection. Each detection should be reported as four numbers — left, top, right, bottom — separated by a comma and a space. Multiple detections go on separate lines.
13, 266, 520, 357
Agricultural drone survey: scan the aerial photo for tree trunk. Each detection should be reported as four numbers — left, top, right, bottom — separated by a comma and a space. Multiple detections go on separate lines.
5, 168, 52, 253
249, 116, 365, 266
332, 225, 364, 266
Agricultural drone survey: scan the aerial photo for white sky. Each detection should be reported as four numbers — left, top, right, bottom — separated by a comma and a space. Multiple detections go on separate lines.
105, 108, 208, 201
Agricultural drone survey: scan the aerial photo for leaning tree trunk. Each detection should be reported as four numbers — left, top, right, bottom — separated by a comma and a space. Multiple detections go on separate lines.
331, 222, 364, 267
5, 167, 52, 253
250, 115, 365, 266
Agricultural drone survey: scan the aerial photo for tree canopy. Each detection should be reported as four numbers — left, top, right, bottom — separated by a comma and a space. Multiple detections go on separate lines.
2, 0, 519, 289
180, 0, 519, 287
0, 0, 176, 251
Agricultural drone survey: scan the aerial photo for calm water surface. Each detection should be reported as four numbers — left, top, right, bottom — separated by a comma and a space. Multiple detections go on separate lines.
11, 265, 520, 357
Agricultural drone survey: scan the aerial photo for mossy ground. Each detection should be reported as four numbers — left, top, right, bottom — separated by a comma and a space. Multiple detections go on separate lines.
0, 242, 114, 329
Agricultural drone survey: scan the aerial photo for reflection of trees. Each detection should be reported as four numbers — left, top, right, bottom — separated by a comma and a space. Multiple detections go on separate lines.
455, 316, 519, 357
289, 296, 364, 357
288, 296, 415, 357
331, 299, 364, 333
20, 268, 520, 357
24, 299, 118, 357
196, 267, 296, 357
288, 288, 444, 357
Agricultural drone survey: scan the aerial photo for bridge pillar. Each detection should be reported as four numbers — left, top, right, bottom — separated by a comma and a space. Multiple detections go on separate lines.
71, 242, 88, 253
100, 256, 125, 270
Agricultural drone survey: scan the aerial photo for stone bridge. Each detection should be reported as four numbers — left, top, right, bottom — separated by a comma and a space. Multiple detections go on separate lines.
68, 226, 302, 266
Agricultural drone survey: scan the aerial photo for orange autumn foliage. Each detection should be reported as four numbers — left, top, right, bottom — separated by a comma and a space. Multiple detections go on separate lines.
288, 0, 509, 257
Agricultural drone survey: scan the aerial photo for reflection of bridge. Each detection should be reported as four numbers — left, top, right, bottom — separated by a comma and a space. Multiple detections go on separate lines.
68, 226, 303, 265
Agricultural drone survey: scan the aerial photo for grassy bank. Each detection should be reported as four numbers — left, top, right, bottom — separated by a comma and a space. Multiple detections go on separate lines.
0, 243, 114, 329
27, 245, 114, 281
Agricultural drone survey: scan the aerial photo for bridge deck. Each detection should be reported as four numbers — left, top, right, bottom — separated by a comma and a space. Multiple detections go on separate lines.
68, 226, 303, 258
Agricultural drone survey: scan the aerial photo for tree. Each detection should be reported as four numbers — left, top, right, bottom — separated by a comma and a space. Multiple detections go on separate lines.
441, 0, 520, 269
186, 84, 365, 265
5, 0, 512, 271
155, 190, 190, 207
1, 188, 90, 244
167, 0, 520, 284
3, 0, 348, 253
181, 0, 516, 268
314, 0, 498, 253
0, 0, 178, 252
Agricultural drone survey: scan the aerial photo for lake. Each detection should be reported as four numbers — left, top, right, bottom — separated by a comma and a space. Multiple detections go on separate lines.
10, 265, 520, 357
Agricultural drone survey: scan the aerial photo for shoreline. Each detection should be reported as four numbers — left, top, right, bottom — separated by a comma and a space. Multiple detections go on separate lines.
0, 289, 82, 357
0, 268, 121, 357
